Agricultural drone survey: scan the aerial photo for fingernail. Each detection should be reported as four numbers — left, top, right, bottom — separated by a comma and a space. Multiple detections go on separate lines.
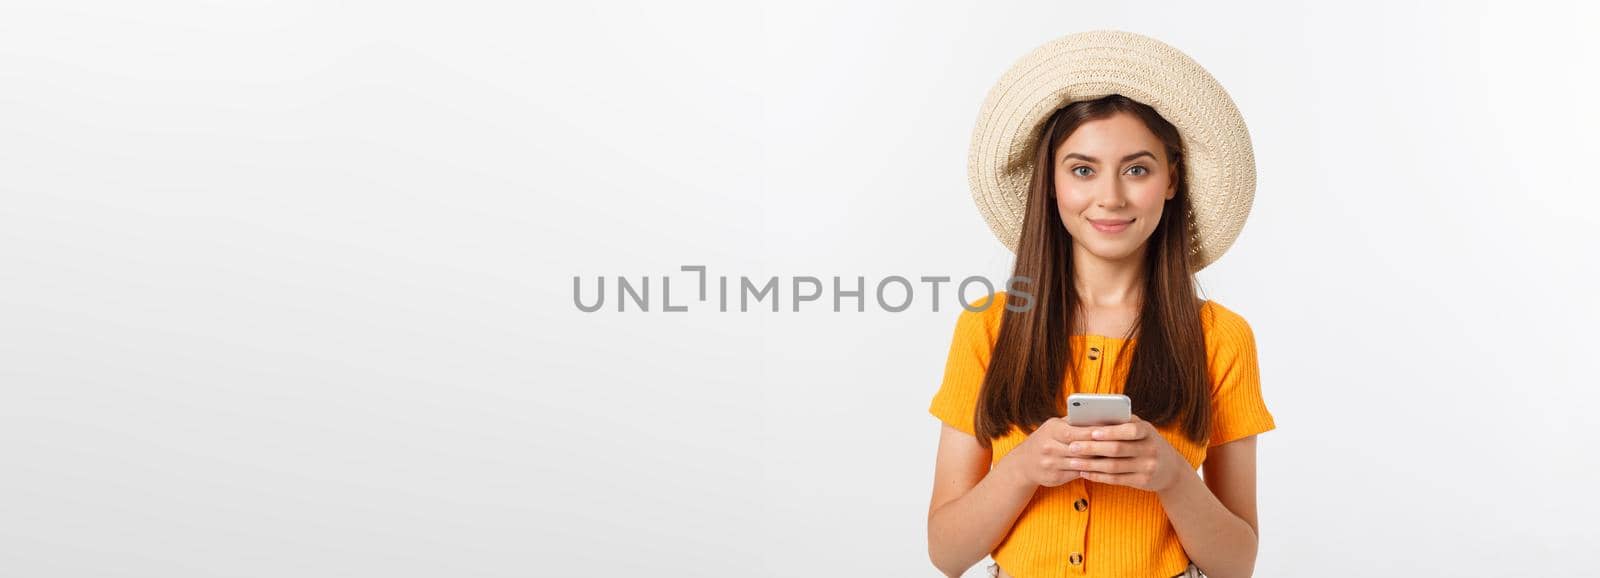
1092, 430, 1104, 439
1068, 442, 1081, 452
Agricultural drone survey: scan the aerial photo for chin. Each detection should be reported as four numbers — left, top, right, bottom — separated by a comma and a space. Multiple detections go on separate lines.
1081, 245, 1143, 263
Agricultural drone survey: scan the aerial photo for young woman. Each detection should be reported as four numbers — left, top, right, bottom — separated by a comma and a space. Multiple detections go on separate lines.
926, 32, 1275, 578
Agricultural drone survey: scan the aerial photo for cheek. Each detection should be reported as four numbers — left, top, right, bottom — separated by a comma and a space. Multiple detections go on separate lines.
1053, 178, 1091, 210
1139, 204, 1165, 229
1131, 182, 1171, 219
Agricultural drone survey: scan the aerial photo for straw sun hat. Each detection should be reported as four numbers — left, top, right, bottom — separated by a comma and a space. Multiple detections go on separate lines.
968, 30, 1256, 272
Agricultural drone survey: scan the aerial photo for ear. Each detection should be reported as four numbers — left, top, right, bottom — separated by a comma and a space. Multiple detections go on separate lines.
1166, 162, 1180, 199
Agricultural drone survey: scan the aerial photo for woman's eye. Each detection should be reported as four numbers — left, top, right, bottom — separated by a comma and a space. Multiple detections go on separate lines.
1126, 165, 1148, 176
1072, 166, 1093, 177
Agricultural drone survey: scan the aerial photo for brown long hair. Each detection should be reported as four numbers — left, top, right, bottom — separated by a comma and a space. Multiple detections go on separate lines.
974, 94, 1211, 448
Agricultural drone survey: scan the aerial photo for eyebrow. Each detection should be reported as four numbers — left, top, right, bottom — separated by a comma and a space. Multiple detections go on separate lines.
1061, 150, 1157, 164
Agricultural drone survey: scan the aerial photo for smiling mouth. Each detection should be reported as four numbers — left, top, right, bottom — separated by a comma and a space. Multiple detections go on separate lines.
1088, 218, 1134, 233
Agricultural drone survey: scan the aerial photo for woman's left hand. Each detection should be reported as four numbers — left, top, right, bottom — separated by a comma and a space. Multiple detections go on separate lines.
1065, 415, 1189, 493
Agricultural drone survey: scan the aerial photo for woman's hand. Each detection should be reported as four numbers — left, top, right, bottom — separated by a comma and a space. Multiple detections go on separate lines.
996, 417, 1089, 489
1064, 415, 1189, 493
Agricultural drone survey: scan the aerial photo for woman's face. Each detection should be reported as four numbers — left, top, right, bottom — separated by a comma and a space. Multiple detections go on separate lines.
1052, 111, 1178, 264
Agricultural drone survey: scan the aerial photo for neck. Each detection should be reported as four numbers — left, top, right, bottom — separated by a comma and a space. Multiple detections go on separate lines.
1070, 242, 1144, 309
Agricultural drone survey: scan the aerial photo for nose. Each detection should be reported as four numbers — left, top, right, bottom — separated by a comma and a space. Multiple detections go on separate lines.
1094, 178, 1128, 209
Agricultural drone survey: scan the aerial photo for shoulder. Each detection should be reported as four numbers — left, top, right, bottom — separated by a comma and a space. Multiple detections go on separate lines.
962, 290, 1011, 319
1200, 299, 1256, 349
952, 290, 1010, 339
964, 289, 1007, 309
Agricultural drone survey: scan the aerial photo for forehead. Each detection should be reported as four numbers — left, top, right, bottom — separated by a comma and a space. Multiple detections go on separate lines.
1055, 112, 1163, 158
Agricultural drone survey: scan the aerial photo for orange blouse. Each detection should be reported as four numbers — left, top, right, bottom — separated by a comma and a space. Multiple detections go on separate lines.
928, 292, 1276, 578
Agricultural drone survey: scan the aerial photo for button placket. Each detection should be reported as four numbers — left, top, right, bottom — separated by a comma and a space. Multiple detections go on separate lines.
1073, 336, 1101, 574
1069, 487, 1090, 573
1085, 335, 1104, 392
1064, 478, 1089, 574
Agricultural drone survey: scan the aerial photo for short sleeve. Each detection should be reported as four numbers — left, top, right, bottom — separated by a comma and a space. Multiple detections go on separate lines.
1203, 302, 1277, 447
927, 294, 1001, 437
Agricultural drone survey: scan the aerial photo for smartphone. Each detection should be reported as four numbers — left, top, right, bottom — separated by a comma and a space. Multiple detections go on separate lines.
1066, 393, 1131, 427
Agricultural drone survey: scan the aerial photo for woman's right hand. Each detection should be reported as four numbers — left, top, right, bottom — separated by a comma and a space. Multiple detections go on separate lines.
997, 417, 1089, 489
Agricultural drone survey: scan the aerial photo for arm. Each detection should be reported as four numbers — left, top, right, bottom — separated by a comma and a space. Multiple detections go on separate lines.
1156, 435, 1261, 578
926, 424, 1037, 578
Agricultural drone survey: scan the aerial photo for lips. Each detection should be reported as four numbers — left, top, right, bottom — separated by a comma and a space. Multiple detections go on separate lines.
1089, 218, 1134, 233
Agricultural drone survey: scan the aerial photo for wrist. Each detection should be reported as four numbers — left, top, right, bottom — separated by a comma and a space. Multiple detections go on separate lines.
993, 454, 1038, 493
1154, 463, 1202, 502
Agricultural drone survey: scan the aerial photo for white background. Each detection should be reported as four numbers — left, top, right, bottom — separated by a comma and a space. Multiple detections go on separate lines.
3, 1, 1598, 576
